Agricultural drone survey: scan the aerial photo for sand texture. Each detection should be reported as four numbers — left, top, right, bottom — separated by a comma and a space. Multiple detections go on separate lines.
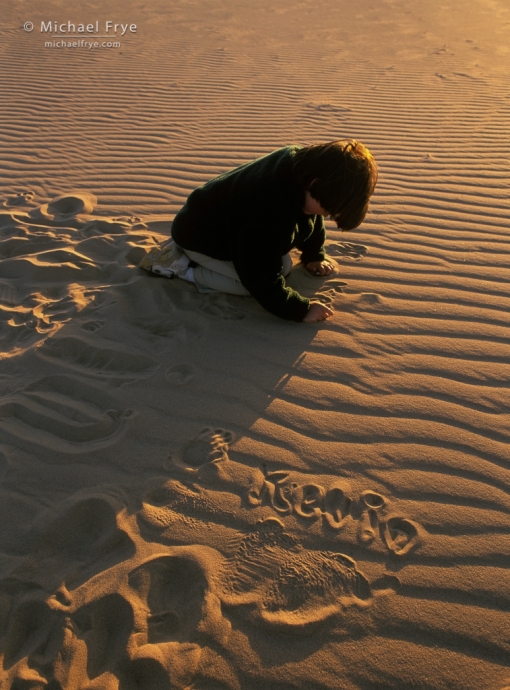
1, 0, 510, 688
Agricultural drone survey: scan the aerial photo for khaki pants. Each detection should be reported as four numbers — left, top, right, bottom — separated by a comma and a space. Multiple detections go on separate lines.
181, 249, 293, 296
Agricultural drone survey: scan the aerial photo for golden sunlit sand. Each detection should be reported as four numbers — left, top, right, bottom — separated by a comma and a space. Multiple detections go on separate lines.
1, 0, 509, 688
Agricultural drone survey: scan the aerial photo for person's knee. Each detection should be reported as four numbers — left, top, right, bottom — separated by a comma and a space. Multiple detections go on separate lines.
193, 266, 250, 296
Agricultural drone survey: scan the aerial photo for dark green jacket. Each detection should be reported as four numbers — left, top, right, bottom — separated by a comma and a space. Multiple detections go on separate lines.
171, 146, 326, 321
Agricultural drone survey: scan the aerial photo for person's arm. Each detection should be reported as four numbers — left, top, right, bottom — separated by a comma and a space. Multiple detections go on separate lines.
294, 214, 335, 321
234, 246, 311, 321
295, 214, 327, 265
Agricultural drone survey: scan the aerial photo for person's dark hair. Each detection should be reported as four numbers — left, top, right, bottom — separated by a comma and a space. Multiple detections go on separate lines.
292, 139, 378, 230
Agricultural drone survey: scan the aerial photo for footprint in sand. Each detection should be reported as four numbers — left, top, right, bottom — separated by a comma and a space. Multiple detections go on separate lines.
122, 657, 173, 690
29, 495, 135, 590
172, 427, 233, 469
0, 281, 98, 358
4, 589, 133, 683
34, 192, 97, 221
73, 593, 134, 679
113, 216, 142, 224
222, 517, 372, 630
139, 319, 202, 344
199, 295, 245, 320
0, 235, 57, 260
2, 191, 34, 208
223, 517, 301, 596
0, 374, 135, 454
128, 555, 209, 645
125, 552, 222, 689
85, 289, 116, 314
0, 308, 39, 353
2, 598, 65, 670
165, 363, 197, 386
112, 277, 207, 344
37, 335, 160, 382
263, 549, 371, 621
328, 242, 368, 260
79, 219, 131, 238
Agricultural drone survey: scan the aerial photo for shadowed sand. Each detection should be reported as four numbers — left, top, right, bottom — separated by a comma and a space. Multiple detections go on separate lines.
0, 0, 509, 688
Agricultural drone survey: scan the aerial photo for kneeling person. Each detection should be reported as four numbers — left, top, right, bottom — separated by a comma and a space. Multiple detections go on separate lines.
143, 140, 378, 323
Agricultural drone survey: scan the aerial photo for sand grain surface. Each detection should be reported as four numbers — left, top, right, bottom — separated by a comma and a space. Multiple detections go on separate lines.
1, 0, 509, 688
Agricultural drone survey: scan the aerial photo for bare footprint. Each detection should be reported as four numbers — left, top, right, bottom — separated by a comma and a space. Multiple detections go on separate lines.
2, 598, 65, 670
73, 593, 133, 679
128, 555, 209, 644
172, 427, 233, 469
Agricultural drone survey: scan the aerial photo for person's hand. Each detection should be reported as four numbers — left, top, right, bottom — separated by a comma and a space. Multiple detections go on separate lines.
306, 260, 335, 276
303, 301, 334, 323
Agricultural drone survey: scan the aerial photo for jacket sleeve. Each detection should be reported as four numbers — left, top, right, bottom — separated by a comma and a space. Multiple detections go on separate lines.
295, 215, 326, 264
233, 236, 310, 322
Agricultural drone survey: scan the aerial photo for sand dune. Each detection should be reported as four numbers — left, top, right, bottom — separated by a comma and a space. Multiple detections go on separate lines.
1, 0, 509, 688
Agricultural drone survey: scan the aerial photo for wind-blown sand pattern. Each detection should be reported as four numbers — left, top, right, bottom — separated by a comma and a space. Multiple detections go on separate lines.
1, 0, 510, 688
